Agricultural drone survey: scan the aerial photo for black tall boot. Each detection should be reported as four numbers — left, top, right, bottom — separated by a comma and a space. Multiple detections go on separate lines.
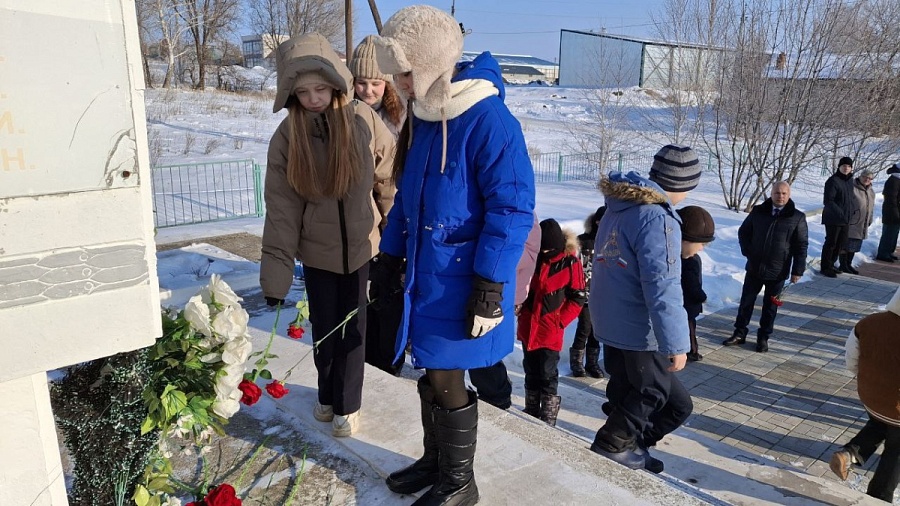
540, 394, 561, 427
386, 376, 440, 495
844, 252, 859, 274
585, 347, 604, 378
413, 391, 480, 506
569, 348, 586, 377
523, 389, 541, 418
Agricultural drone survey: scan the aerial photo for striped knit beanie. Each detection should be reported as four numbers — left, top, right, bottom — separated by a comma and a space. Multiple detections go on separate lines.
349, 35, 389, 81
649, 144, 701, 192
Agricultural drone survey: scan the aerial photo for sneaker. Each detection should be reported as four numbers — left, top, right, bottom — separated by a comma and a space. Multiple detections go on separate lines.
830, 450, 851, 481
313, 401, 333, 422
332, 411, 360, 437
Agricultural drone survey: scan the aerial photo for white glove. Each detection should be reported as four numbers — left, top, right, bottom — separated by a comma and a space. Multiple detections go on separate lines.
470, 314, 503, 338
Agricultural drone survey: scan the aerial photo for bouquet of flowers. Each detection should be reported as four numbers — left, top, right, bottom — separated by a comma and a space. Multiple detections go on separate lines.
135, 274, 253, 506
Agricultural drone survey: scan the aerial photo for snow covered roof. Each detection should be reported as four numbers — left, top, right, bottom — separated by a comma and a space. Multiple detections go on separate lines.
764, 52, 900, 80
460, 51, 557, 68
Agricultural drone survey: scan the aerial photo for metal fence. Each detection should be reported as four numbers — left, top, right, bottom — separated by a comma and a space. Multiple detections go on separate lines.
532, 151, 657, 183
151, 159, 263, 228
149, 151, 662, 228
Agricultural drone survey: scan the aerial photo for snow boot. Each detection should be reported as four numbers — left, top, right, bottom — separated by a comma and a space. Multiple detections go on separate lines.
386, 376, 440, 495
569, 347, 586, 377
585, 347, 604, 378
523, 389, 541, 418
540, 394, 561, 427
413, 391, 479, 506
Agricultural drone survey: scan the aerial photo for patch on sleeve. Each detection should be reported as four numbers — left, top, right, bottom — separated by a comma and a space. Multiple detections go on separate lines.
596, 230, 627, 269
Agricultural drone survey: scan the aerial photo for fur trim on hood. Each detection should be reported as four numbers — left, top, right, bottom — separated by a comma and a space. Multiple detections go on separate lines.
563, 228, 579, 255
273, 33, 352, 113
374, 5, 464, 116
888, 286, 900, 316
599, 172, 669, 205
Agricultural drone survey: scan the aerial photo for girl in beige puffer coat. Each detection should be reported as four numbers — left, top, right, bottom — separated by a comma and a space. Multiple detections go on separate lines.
260, 33, 395, 438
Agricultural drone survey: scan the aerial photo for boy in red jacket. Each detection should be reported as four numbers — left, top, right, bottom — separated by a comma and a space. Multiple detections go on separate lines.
518, 219, 587, 426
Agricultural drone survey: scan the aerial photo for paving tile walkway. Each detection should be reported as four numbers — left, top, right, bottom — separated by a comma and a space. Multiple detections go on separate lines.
682, 267, 898, 486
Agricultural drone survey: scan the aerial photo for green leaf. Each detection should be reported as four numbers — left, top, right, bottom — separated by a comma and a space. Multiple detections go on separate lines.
259, 369, 272, 380
133, 485, 150, 506
140, 415, 157, 435
148, 476, 171, 491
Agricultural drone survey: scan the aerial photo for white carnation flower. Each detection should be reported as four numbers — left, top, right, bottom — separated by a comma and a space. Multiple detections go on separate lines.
212, 305, 250, 340
184, 295, 212, 337
162, 497, 182, 506
201, 273, 242, 308
200, 351, 221, 363
221, 336, 252, 365
212, 398, 240, 418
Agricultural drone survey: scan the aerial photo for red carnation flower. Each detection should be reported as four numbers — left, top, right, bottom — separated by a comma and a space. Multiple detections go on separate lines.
237, 379, 262, 406
204, 484, 241, 506
287, 324, 305, 339
770, 295, 784, 307
265, 380, 289, 399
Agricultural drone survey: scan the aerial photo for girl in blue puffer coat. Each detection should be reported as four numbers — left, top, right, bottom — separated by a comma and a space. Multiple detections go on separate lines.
369, 6, 535, 505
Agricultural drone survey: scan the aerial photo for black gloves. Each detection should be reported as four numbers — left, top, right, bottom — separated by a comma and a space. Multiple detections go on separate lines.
369, 253, 405, 310
566, 287, 588, 306
466, 275, 504, 338
265, 297, 285, 307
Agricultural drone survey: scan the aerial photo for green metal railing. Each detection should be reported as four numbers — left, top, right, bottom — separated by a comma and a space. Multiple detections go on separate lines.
151, 159, 262, 228
531, 151, 657, 182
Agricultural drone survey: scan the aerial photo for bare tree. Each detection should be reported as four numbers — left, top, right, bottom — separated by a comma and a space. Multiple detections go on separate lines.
656, 0, 900, 211
174, 0, 240, 90
134, 0, 155, 87
245, 0, 345, 55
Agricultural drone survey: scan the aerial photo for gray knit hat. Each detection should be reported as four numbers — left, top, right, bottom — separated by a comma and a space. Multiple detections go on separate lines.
349, 35, 389, 81
649, 144, 701, 192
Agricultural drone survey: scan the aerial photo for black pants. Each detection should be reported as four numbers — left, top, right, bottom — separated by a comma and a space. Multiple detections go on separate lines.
469, 360, 512, 409
304, 264, 368, 416
844, 414, 900, 502
877, 223, 900, 259
572, 304, 600, 351
735, 272, 783, 340
365, 259, 404, 376
688, 317, 698, 354
598, 345, 692, 450
523, 348, 560, 396
822, 224, 849, 270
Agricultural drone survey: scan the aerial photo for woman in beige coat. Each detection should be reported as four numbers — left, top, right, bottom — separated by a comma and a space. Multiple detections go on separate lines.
260, 33, 395, 437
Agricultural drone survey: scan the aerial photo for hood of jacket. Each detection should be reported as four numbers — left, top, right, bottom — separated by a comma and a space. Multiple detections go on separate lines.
454, 52, 506, 101
599, 171, 671, 210
273, 33, 353, 113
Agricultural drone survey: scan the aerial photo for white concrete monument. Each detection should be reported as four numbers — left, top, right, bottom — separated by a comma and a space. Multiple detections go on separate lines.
0, 1, 161, 504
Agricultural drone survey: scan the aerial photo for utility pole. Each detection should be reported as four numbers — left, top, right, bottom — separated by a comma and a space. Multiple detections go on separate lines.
345, 0, 353, 58
451, 0, 456, 17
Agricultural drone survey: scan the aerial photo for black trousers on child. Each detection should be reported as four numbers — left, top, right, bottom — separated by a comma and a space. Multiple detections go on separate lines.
469, 360, 513, 409
523, 348, 560, 396
596, 345, 693, 451
304, 264, 368, 416
844, 414, 900, 502
572, 304, 600, 351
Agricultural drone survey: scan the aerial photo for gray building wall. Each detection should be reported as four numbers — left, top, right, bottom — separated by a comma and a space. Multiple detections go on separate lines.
559, 30, 643, 87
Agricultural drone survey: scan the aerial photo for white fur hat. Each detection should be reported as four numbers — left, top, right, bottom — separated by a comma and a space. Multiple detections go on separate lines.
273, 33, 352, 113
374, 5, 463, 114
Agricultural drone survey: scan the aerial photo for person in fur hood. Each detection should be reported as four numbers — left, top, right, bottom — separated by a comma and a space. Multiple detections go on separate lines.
588, 144, 698, 474
260, 33, 395, 438
517, 219, 586, 427
829, 286, 900, 502
368, 5, 535, 505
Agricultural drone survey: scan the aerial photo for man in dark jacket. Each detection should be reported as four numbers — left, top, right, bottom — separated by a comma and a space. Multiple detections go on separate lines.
876, 163, 900, 263
820, 157, 855, 277
724, 181, 808, 352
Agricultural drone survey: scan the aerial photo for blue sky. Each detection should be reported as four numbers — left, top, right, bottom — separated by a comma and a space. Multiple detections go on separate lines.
354, 0, 666, 62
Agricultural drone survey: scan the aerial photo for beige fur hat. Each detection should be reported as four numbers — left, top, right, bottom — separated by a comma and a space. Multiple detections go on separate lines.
349, 35, 389, 81
374, 5, 463, 114
273, 32, 353, 113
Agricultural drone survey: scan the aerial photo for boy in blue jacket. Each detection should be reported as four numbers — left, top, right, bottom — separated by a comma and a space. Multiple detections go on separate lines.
589, 144, 698, 474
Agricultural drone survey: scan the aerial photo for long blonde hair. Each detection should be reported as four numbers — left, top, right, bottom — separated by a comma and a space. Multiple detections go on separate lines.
286, 92, 362, 200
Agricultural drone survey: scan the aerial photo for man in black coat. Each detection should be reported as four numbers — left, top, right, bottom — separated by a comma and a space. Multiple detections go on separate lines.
820, 157, 855, 277
723, 181, 809, 352
876, 163, 900, 262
